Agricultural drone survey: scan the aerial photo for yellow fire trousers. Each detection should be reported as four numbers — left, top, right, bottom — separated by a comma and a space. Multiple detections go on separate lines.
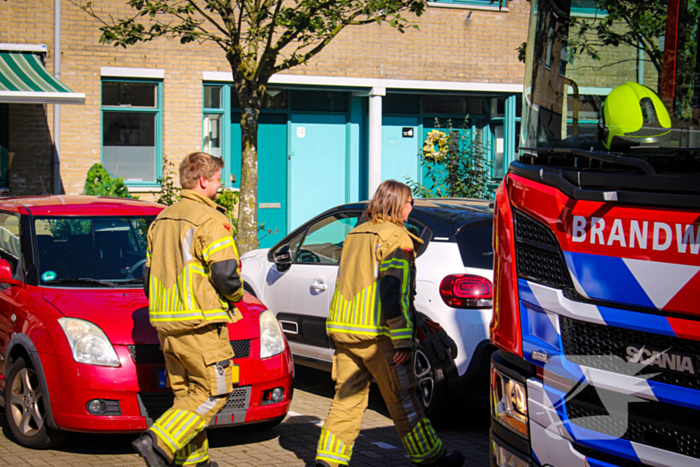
148, 324, 235, 466
316, 338, 445, 466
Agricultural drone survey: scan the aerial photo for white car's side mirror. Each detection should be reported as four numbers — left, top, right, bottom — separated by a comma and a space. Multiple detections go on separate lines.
273, 244, 293, 272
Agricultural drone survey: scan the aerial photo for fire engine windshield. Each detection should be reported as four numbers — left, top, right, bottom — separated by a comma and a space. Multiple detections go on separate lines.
522, 0, 700, 173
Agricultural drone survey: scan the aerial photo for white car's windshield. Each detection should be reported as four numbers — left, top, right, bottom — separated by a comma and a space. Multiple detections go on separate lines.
456, 219, 493, 271
35, 216, 155, 286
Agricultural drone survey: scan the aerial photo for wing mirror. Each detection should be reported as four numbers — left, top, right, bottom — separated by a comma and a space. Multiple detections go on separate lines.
273, 245, 293, 272
0, 259, 22, 286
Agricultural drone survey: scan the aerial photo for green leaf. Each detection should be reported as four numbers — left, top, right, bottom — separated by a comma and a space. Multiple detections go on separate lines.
83, 164, 135, 199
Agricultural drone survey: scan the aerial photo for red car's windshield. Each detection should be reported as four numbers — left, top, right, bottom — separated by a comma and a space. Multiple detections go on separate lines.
35, 216, 155, 286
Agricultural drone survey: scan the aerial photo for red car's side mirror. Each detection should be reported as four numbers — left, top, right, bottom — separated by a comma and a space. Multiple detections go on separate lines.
0, 259, 22, 286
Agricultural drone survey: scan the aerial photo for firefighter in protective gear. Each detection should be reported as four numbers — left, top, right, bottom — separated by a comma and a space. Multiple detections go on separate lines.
132, 152, 244, 467
316, 180, 465, 467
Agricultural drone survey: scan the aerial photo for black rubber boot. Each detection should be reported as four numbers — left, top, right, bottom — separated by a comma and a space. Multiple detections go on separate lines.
132, 432, 170, 467
433, 450, 466, 467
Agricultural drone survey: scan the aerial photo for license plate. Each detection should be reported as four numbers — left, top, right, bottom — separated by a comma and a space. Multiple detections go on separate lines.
155, 368, 167, 389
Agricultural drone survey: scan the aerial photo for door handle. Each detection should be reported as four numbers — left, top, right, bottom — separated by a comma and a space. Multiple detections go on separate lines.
311, 282, 327, 291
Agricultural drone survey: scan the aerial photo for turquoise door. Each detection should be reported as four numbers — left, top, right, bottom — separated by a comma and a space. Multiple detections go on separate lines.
257, 113, 288, 248
230, 112, 288, 248
289, 114, 347, 230
381, 116, 420, 185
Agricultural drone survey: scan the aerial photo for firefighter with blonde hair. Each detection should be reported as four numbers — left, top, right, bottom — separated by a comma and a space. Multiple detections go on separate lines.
132, 152, 244, 467
316, 180, 464, 467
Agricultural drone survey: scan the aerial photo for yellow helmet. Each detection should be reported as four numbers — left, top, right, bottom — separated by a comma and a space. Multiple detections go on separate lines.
599, 82, 671, 150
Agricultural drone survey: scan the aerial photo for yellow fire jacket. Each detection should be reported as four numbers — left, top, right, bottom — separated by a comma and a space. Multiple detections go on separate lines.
145, 190, 244, 335
326, 218, 422, 349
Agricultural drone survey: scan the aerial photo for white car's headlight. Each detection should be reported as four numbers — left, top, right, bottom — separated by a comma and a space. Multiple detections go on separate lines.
259, 310, 285, 359
58, 318, 120, 367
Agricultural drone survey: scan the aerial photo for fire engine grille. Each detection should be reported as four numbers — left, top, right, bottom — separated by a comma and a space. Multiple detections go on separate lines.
574, 443, 650, 467
566, 385, 700, 459
560, 317, 700, 391
513, 209, 559, 248
138, 386, 251, 422
128, 340, 251, 364
513, 209, 572, 288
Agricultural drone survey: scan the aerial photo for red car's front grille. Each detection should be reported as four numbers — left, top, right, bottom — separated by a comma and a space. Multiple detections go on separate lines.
137, 386, 251, 425
127, 340, 251, 364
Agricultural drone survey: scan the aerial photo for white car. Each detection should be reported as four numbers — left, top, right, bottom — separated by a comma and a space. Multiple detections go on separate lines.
240, 198, 496, 418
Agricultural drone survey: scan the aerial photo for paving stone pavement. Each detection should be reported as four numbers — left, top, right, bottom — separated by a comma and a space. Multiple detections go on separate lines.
0, 366, 491, 467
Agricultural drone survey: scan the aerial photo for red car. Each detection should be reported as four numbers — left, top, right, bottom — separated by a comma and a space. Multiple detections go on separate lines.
0, 196, 293, 449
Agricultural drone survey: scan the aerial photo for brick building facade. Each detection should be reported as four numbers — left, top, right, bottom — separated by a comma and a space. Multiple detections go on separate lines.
0, 0, 528, 243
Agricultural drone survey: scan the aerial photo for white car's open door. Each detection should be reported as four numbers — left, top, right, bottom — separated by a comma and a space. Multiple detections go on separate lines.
262, 211, 361, 368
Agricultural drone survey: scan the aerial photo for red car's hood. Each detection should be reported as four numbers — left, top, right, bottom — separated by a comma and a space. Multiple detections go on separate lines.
42, 288, 263, 345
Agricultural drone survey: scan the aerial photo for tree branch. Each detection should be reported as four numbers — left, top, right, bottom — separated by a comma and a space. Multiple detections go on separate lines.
270, 0, 341, 54
185, 0, 231, 37
256, 0, 284, 80
272, 20, 347, 74
70, 0, 130, 28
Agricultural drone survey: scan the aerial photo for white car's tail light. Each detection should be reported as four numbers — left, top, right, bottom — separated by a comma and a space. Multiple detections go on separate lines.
439, 274, 493, 309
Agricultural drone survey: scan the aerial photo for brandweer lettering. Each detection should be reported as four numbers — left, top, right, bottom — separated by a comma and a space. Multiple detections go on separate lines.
571, 216, 700, 253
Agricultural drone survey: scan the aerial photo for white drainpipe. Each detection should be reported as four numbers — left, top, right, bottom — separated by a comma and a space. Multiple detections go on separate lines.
367, 86, 384, 198
53, 0, 61, 194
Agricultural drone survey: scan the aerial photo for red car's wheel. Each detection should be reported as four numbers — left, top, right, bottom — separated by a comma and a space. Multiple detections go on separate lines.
5, 357, 68, 449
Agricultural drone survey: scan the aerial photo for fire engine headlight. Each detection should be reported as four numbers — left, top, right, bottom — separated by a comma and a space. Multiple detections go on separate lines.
491, 366, 529, 438
491, 438, 530, 467
259, 310, 285, 359
58, 318, 120, 367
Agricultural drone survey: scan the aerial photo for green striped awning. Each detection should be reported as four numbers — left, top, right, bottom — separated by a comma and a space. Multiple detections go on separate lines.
0, 51, 85, 105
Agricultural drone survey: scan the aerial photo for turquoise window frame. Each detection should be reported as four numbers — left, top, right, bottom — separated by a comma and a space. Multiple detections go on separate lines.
100, 78, 163, 187
203, 83, 295, 189
427, 0, 507, 9
202, 84, 232, 187
486, 94, 520, 182
571, 2, 607, 18
0, 104, 8, 188
420, 95, 491, 197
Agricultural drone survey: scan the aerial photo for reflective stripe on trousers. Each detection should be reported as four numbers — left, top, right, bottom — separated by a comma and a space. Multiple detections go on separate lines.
174, 432, 209, 466
316, 425, 353, 466
401, 418, 443, 463
149, 408, 206, 457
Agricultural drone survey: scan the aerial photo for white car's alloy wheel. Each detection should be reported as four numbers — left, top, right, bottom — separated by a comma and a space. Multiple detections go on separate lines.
414, 348, 435, 408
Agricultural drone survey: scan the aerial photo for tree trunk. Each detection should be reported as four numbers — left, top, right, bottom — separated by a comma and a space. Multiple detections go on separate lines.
234, 77, 263, 255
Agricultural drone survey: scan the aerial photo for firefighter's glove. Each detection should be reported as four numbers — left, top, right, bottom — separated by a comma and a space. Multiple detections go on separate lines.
433, 326, 458, 360
422, 332, 447, 363
417, 316, 458, 372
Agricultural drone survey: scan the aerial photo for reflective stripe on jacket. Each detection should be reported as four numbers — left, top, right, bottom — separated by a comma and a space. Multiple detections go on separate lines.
326, 218, 422, 349
146, 190, 243, 335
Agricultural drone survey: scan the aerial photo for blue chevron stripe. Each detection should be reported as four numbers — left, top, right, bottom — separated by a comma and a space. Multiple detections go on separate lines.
563, 251, 655, 309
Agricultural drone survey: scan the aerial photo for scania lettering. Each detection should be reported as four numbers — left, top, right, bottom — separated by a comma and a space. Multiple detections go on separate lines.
625, 346, 697, 376
490, 1, 700, 466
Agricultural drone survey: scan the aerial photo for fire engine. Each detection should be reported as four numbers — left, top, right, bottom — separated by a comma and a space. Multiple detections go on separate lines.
490, 1, 700, 466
